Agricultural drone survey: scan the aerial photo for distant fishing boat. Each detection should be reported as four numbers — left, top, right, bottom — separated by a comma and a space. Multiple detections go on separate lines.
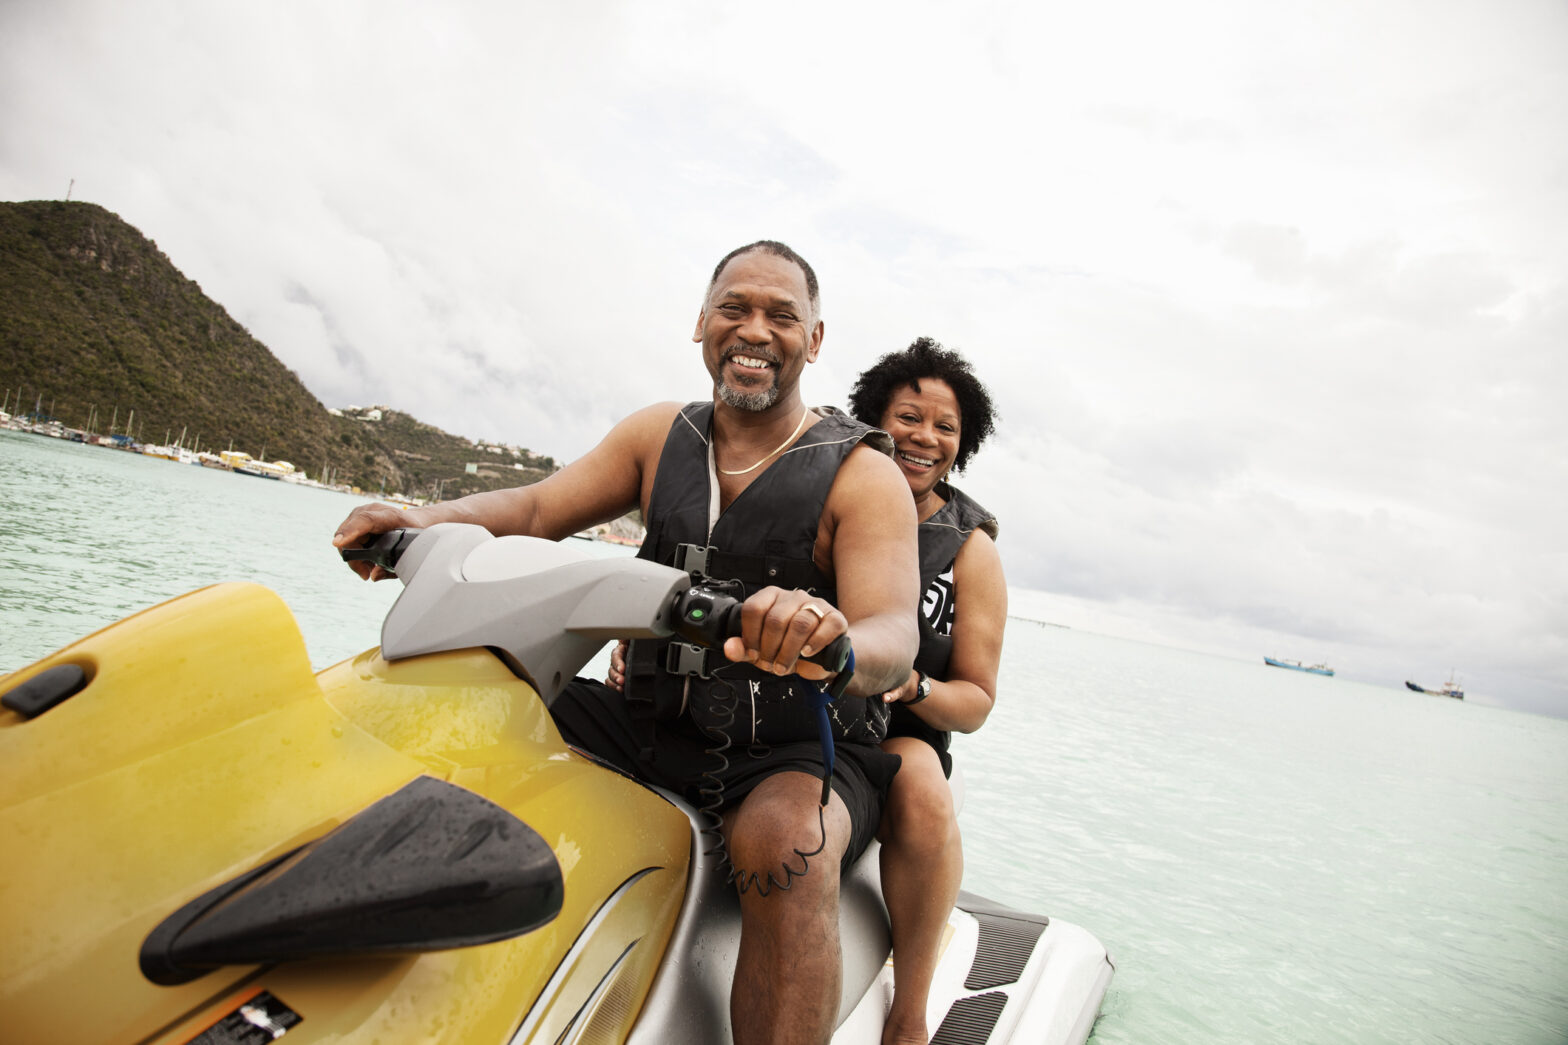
1405, 676, 1464, 700
1264, 656, 1335, 677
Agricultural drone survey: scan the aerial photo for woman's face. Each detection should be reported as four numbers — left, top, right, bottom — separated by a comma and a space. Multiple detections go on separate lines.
879, 379, 962, 499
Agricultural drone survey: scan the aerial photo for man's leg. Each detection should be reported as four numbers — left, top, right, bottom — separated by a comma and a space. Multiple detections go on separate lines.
724, 770, 854, 1045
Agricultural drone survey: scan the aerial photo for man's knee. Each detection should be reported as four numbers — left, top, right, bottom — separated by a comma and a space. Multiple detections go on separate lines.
727, 772, 852, 885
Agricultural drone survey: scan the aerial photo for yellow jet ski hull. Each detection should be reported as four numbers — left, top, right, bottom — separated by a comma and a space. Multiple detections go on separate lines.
0, 582, 691, 1045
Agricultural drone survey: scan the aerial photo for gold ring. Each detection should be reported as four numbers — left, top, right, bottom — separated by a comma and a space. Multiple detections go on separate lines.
802, 603, 827, 621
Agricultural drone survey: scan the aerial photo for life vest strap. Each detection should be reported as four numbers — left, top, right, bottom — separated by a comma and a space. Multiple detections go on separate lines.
674, 542, 817, 590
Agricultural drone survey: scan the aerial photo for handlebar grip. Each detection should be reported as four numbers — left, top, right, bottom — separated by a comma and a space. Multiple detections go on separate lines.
805, 633, 852, 674
338, 529, 420, 575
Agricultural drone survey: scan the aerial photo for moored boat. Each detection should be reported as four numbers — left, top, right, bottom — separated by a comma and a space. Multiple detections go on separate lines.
235, 458, 296, 480
140, 444, 195, 464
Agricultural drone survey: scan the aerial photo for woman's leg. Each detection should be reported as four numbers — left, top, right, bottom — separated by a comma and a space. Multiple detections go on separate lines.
877, 736, 962, 1045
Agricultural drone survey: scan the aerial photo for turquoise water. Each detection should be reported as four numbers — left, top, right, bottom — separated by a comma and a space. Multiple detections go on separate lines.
960, 627, 1568, 1044
4, 429, 1567, 1044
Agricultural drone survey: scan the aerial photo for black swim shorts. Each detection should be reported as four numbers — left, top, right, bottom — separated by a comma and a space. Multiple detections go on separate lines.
549, 676, 900, 872
884, 701, 954, 778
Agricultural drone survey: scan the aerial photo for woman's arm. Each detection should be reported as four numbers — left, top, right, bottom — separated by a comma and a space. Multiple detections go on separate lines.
894, 528, 1006, 734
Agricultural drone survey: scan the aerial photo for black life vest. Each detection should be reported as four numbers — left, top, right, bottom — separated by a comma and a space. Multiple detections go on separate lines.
887, 483, 998, 775
625, 402, 895, 752
912, 483, 999, 679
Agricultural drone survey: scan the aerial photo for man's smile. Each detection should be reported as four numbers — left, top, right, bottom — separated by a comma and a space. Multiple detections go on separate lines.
725, 351, 777, 371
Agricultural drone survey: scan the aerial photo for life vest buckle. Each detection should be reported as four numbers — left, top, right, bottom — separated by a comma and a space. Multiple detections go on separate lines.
665, 641, 718, 679
674, 543, 714, 579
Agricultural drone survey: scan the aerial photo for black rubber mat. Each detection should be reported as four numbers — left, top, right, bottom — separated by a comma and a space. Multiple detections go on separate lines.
930, 990, 1008, 1044
963, 908, 1048, 991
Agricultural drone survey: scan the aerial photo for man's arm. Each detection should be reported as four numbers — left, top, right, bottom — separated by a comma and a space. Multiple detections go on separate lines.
332, 402, 680, 579
819, 443, 921, 696
721, 444, 918, 696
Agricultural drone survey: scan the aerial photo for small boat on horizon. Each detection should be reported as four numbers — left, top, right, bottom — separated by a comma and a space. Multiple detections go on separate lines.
1406, 676, 1464, 700
1264, 656, 1334, 677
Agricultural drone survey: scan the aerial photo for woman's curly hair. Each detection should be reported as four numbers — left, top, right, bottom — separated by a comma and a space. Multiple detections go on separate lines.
847, 337, 997, 474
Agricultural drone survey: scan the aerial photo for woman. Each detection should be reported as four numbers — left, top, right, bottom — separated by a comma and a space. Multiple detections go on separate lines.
848, 336, 1004, 1045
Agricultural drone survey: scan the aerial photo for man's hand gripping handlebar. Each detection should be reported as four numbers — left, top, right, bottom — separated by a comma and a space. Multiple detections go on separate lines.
337, 529, 421, 575
666, 586, 854, 688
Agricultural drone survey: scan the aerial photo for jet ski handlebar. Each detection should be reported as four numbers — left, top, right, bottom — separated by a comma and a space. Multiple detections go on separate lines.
344, 524, 854, 809
339, 528, 422, 572
340, 526, 854, 680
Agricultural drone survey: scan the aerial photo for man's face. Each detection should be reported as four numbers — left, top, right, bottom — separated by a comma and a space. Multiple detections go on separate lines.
693, 252, 823, 412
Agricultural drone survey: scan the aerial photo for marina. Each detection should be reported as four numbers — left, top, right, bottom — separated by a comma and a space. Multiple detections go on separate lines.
0, 406, 635, 540
1, 407, 362, 498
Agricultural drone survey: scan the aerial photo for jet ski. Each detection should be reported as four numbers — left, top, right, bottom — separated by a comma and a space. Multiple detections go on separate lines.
0, 522, 1112, 1044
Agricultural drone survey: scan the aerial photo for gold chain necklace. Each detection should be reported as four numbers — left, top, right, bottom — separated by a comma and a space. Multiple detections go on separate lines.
717, 409, 809, 476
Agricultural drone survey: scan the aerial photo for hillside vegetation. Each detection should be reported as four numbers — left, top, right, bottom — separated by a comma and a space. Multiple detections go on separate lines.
0, 200, 553, 497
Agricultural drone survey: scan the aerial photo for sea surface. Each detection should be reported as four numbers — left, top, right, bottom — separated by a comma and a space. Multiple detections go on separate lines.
4, 428, 1566, 1044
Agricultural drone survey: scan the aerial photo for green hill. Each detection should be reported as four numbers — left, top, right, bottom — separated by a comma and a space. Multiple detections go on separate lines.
0, 199, 553, 497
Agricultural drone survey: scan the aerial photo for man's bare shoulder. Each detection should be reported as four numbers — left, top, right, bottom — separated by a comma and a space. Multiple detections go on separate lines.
825, 441, 915, 522
840, 439, 907, 486
593, 401, 687, 456
621, 400, 687, 432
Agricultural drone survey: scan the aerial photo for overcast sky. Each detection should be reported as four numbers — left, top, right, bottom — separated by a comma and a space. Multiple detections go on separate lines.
4, 0, 1565, 716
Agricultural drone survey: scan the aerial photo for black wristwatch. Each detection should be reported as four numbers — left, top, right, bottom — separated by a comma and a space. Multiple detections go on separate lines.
908, 671, 932, 705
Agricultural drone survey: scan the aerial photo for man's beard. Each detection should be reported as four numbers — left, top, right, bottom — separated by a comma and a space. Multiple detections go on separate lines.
715, 347, 781, 411
716, 377, 779, 412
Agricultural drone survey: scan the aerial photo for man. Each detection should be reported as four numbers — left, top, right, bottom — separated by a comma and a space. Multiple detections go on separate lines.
333, 241, 919, 1045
